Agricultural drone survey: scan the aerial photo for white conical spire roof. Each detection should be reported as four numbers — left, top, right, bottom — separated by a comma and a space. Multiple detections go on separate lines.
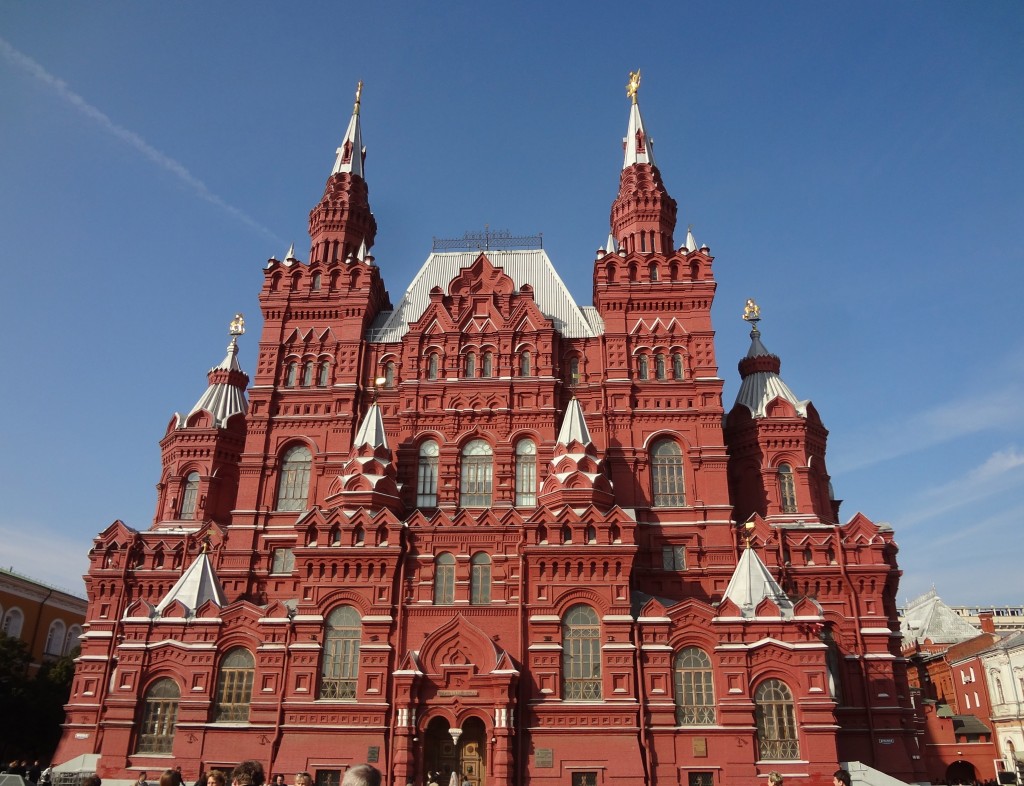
183, 337, 249, 429
155, 550, 227, 616
622, 71, 656, 169
353, 401, 388, 449
604, 231, 619, 253
721, 545, 794, 619
557, 397, 592, 445
684, 226, 698, 252
332, 81, 365, 178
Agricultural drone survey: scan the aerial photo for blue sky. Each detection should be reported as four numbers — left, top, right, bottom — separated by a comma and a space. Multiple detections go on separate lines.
1, 2, 1022, 606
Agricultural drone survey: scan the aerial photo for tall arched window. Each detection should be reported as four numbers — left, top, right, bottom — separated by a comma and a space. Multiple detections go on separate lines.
755, 679, 799, 760
276, 445, 312, 511
44, 620, 66, 657
416, 440, 440, 508
1, 608, 24, 639
673, 648, 715, 725
638, 355, 649, 380
320, 606, 361, 699
652, 439, 686, 506
384, 361, 396, 388
460, 439, 493, 507
465, 352, 477, 378
569, 357, 580, 386
655, 353, 666, 380
434, 553, 456, 605
519, 350, 532, 377
311, 271, 322, 291
470, 553, 491, 605
214, 648, 254, 721
136, 678, 180, 753
515, 439, 538, 507
562, 604, 601, 700
318, 361, 330, 387
285, 362, 297, 387
672, 353, 684, 380
180, 472, 200, 520
427, 352, 440, 380
302, 360, 314, 387
482, 351, 493, 378
778, 464, 797, 513
65, 624, 83, 655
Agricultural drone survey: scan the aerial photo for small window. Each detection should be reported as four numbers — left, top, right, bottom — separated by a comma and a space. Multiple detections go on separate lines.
1, 608, 24, 639
285, 362, 297, 387
572, 774, 598, 786
65, 625, 83, 655
470, 553, 491, 605
44, 620, 66, 657
638, 355, 649, 380
271, 548, 295, 575
384, 361, 396, 388
434, 553, 455, 605
519, 350, 532, 377
318, 361, 330, 387
515, 439, 537, 507
662, 545, 685, 571
214, 648, 254, 721
465, 352, 477, 378
569, 357, 580, 386
417, 440, 439, 508
302, 361, 314, 387
427, 352, 440, 380
311, 272, 322, 291
778, 464, 797, 513
655, 353, 666, 380
482, 351, 493, 378
180, 472, 200, 520
672, 353, 683, 380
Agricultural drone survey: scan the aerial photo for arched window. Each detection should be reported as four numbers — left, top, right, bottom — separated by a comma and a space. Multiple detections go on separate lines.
465, 352, 477, 378
652, 439, 686, 506
417, 440, 439, 508
672, 353, 684, 380
569, 357, 580, 387
180, 472, 200, 520
214, 648, 254, 721
755, 679, 799, 760
136, 678, 180, 753
65, 625, 83, 655
434, 553, 456, 605
519, 350, 532, 377
638, 355, 649, 380
302, 360, 314, 387
515, 439, 538, 507
276, 445, 312, 511
311, 271, 322, 291
482, 351, 493, 378
44, 620, 66, 657
649, 262, 659, 281
470, 553, 491, 605
778, 464, 797, 513
427, 352, 440, 380
384, 361, 396, 388
655, 353, 666, 380
460, 439, 493, 507
318, 361, 330, 387
673, 647, 715, 725
285, 362, 297, 387
320, 606, 361, 699
1, 607, 24, 639
562, 605, 601, 700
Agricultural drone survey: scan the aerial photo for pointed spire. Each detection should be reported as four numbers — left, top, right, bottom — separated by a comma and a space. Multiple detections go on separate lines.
285, 243, 296, 260
623, 70, 656, 169
181, 315, 250, 429
684, 225, 698, 253
357, 238, 368, 261
734, 300, 808, 418
353, 401, 388, 449
332, 80, 365, 178
557, 397, 592, 446
155, 550, 227, 616
721, 544, 794, 619
604, 231, 619, 254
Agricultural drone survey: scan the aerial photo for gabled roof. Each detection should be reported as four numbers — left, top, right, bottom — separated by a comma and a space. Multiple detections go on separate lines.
154, 551, 227, 617
720, 545, 795, 619
367, 250, 599, 342
900, 589, 980, 646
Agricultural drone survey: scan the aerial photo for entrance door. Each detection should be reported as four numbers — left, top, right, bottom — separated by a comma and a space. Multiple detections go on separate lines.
423, 716, 487, 786
458, 717, 486, 786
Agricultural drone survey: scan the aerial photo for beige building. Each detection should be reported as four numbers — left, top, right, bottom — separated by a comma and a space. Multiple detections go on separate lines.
0, 567, 87, 672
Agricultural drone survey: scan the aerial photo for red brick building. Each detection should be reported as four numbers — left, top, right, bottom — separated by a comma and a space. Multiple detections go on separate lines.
55, 78, 924, 786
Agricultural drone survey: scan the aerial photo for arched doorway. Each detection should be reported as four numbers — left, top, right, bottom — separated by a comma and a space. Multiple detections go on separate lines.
423, 715, 487, 786
946, 760, 976, 784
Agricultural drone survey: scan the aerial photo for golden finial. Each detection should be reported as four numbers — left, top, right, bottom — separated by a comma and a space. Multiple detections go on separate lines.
229, 313, 246, 337
743, 520, 756, 549
626, 70, 641, 104
742, 298, 761, 324
353, 80, 363, 115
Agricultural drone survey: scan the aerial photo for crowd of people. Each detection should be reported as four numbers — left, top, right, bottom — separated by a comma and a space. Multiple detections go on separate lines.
1, 761, 52, 785
66, 763, 381, 786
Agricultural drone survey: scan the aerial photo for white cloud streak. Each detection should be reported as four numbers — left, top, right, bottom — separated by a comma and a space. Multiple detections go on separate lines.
0, 36, 283, 244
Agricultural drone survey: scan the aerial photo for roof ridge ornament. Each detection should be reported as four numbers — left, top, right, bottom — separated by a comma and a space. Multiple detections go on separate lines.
627, 69, 641, 105
353, 79, 363, 116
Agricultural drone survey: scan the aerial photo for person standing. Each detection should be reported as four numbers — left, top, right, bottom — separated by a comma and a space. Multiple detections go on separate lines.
341, 766, 380, 786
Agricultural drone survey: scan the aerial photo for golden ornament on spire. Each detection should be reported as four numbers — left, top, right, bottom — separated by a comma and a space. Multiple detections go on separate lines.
229, 313, 246, 336
627, 70, 641, 104
353, 80, 363, 115
742, 298, 761, 323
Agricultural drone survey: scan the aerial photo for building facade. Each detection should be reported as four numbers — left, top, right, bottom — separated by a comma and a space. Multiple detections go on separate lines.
55, 79, 923, 786
0, 567, 86, 673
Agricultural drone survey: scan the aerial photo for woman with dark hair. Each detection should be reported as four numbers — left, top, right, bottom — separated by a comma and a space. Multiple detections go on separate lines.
206, 772, 227, 786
